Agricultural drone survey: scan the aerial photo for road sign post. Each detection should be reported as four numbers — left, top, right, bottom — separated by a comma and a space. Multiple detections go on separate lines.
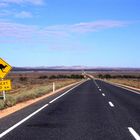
0, 58, 12, 101
2, 79, 5, 101
2, 90, 6, 101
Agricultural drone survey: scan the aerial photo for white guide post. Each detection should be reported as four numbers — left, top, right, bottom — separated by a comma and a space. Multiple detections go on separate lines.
53, 82, 55, 92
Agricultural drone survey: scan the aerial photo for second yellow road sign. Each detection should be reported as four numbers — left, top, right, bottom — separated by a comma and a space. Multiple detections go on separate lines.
0, 80, 12, 91
0, 58, 12, 79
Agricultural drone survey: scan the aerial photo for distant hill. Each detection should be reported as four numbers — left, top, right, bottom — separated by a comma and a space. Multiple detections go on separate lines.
12, 66, 140, 72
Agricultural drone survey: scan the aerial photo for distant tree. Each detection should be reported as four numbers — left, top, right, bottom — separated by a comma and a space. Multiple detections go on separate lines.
104, 74, 112, 79
19, 77, 27, 81
49, 75, 57, 79
39, 75, 48, 79
98, 74, 104, 79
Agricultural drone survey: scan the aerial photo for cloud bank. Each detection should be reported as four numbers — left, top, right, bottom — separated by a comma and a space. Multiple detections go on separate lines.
0, 20, 128, 43
0, 0, 44, 6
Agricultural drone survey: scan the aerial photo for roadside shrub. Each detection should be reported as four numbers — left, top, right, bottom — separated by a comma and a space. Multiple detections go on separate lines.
49, 75, 57, 79
70, 74, 84, 79
39, 75, 48, 79
0, 100, 5, 110
98, 74, 104, 79
5, 95, 16, 107
98, 74, 112, 79
49, 74, 84, 79
98, 74, 140, 79
19, 77, 28, 82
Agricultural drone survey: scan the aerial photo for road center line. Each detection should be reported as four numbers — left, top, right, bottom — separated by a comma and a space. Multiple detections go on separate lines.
102, 93, 105, 96
99, 89, 102, 91
0, 104, 49, 138
128, 127, 140, 140
108, 101, 115, 107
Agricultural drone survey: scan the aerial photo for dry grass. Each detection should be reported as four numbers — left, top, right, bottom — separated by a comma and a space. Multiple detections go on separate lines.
107, 78, 140, 89
0, 72, 81, 110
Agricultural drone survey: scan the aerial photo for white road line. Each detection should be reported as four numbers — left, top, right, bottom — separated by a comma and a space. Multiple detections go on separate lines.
108, 101, 115, 107
128, 127, 140, 140
0, 80, 86, 139
0, 104, 49, 138
49, 93, 66, 103
101, 80, 140, 95
102, 93, 105, 96
99, 89, 102, 91
49, 81, 85, 104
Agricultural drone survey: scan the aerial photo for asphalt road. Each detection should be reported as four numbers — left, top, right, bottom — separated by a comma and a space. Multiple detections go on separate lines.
1, 79, 140, 140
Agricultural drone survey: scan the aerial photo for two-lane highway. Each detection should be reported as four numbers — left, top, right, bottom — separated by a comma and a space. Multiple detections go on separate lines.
1, 79, 140, 140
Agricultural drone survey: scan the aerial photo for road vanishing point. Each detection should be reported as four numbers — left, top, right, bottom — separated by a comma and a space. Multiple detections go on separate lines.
1, 79, 140, 140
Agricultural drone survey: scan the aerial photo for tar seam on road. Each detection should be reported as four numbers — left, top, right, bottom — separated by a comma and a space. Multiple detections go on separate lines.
0, 104, 49, 138
108, 101, 115, 107
128, 127, 140, 140
0, 80, 86, 139
93, 80, 99, 87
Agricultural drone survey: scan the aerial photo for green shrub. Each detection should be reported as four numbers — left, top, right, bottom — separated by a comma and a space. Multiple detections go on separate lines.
49, 74, 84, 79
38, 76, 48, 79
19, 77, 28, 82
5, 95, 16, 107
0, 100, 5, 110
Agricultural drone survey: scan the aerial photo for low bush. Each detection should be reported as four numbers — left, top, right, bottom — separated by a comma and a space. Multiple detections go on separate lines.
0, 100, 5, 110
49, 74, 84, 79
38, 76, 48, 79
5, 95, 16, 107
19, 77, 28, 81
98, 74, 140, 79
0, 79, 79, 110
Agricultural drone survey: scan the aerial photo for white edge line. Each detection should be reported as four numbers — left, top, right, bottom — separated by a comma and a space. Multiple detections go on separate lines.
49, 80, 86, 104
101, 80, 140, 95
0, 104, 49, 138
0, 80, 86, 138
108, 101, 114, 107
128, 127, 140, 140
116, 85, 140, 95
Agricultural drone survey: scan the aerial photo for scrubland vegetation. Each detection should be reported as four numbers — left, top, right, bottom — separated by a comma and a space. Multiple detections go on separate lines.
97, 74, 140, 89
0, 72, 84, 110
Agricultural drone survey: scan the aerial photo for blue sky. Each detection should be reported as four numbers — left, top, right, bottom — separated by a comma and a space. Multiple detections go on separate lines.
0, 0, 140, 67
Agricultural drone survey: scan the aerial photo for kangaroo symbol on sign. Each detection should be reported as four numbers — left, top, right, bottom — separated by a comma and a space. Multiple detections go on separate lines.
0, 64, 7, 73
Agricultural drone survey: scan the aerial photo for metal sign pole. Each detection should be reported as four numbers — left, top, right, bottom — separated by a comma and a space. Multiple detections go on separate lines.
2, 90, 6, 101
2, 79, 6, 101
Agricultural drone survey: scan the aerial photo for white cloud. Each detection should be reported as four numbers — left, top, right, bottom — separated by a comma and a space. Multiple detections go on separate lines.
0, 2, 8, 7
15, 11, 33, 18
0, 20, 128, 43
0, 10, 11, 16
0, 0, 44, 6
0, 10, 33, 19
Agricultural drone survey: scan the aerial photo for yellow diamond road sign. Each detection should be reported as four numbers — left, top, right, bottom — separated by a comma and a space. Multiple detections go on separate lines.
0, 80, 12, 91
0, 58, 12, 79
